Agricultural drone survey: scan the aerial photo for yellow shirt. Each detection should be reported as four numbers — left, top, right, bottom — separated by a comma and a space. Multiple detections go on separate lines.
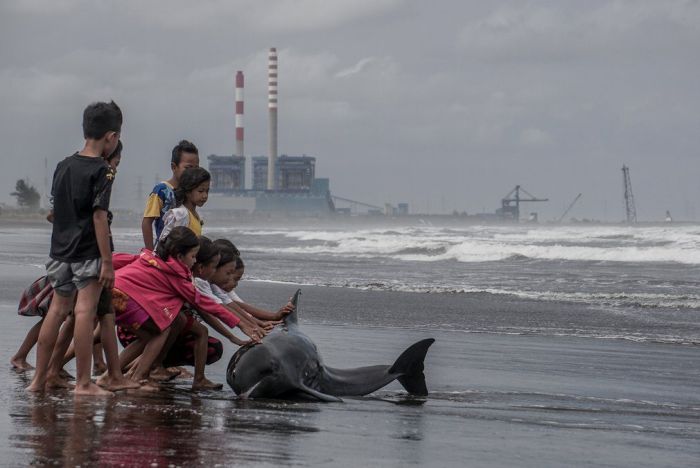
187, 208, 203, 237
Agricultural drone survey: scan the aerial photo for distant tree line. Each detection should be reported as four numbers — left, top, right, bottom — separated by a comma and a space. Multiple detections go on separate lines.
11, 179, 41, 210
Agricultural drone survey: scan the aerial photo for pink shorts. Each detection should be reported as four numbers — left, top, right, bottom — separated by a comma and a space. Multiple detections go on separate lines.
113, 288, 150, 332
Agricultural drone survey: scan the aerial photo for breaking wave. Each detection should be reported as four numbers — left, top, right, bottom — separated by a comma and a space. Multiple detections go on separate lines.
237, 225, 700, 265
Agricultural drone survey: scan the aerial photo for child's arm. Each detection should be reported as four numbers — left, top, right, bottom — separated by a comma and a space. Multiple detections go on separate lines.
198, 311, 251, 346
93, 209, 114, 289
141, 217, 156, 251
224, 301, 270, 331
181, 280, 262, 342
235, 301, 294, 321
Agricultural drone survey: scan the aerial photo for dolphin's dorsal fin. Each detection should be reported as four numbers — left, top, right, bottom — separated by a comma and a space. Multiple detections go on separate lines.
284, 289, 302, 326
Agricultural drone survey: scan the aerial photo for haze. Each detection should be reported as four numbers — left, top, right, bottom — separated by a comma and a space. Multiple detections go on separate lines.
1, 0, 698, 221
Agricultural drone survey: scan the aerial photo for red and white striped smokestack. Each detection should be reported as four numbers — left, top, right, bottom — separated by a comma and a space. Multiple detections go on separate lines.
267, 47, 278, 190
235, 71, 244, 158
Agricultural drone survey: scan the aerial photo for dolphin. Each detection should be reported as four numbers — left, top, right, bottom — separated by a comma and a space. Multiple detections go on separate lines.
226, 290, 435, 402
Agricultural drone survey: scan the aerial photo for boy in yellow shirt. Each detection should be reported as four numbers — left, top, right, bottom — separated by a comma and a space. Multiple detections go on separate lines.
141, 140, 199, 250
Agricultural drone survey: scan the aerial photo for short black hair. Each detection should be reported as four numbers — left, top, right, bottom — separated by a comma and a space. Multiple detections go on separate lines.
234, 256, 245, 270
83, 101, 122, 139
196, 236, 220, 265
175, 167, 211, 206
171, 140, 199, 165
213, 238, 240, 257
156, 226, 200, 261
216, 246, 238, 268
107, 140, 123, 162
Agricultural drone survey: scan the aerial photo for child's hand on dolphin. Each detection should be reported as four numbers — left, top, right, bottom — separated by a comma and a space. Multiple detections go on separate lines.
229, 335, 252, 347
262, 320, 282, 330
239, 321, 264, 343
275, 302, 295, 320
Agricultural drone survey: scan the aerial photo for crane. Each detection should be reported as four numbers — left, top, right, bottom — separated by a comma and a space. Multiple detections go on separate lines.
499, 185, 548, 221
557, 193, 582, 223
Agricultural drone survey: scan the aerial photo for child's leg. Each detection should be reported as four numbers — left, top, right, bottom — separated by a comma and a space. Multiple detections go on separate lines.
95, 313, 139, 391
150, 312, 187, 381
61, 318, 102, 369
11, 319, 44, 370
190, 321, 222, 390
92, 319, 107, 374
118, 339, 147, 372
130, 327, 171, 382
72, 281, 111, 396
93, 344, 107, 374
26, 293, 75, 392
46, 315, 76, 388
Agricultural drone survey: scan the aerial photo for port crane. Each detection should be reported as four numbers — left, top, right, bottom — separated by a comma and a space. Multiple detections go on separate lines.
557, 193, 582, 223
498, 185, 548, 221
622, 165, 637, 223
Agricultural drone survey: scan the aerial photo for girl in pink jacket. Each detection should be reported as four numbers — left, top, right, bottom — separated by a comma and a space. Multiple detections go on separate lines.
112, 226, 260, 387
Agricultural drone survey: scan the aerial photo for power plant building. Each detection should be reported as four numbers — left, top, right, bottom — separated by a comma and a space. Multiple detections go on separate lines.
208, 155, 246, 192
252, 155, 315, 191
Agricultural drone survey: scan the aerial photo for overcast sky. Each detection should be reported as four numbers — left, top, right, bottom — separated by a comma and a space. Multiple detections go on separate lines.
1, 0, 698, 221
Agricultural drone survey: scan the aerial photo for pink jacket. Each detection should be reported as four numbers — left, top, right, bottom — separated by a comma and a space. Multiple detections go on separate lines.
113, 250, 240, 331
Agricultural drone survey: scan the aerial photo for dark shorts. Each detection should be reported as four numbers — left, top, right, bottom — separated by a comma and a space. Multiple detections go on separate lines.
97, 288, 113, 316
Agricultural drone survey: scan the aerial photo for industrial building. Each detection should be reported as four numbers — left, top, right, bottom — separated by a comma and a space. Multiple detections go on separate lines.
204, 48, 335, 216
252, 155, 315, 191
208, 155, 245, 192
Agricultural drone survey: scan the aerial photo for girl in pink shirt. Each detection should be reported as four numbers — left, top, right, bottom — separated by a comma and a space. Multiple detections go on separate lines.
113, 226, 259, 387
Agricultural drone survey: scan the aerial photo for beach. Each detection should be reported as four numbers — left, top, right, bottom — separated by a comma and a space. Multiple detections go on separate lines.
1, 224, 699, 466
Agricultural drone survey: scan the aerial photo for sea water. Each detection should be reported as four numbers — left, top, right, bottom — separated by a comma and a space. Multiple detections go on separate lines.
1, 222, 698, 466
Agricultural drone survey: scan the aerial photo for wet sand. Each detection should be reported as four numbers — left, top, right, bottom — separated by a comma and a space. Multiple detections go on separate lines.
2, 268, 699, 467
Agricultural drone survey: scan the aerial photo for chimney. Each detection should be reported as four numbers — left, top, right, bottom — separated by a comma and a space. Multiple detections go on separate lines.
235, 71, 244, 158
267, 47, 278, 190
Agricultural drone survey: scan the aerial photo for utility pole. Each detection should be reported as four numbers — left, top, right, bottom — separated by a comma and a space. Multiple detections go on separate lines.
622, 165, 637, 224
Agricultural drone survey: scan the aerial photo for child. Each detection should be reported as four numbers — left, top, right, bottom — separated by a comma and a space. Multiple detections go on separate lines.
11, 276, 53, 370
206, 245, 268, 334
211, 239, 293, 323
50, 141, 138, 391
186, 237, 250, 389
158, 167, 210, 242
27, 101, 121, 396
16, 142, 135, 392
112, 227, 260, 387
141, 140, 199, 251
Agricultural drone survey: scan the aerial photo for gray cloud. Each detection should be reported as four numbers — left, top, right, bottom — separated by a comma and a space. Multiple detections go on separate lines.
1, 0, 699, 221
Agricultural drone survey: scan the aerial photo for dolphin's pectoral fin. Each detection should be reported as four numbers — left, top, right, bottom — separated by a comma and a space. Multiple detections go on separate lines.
297, 384, 343, 402
389, 338, 435, 396
239, 380, 263, 399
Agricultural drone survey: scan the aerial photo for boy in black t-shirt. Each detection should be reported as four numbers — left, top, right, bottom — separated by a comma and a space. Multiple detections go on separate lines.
28, 101, 122, 396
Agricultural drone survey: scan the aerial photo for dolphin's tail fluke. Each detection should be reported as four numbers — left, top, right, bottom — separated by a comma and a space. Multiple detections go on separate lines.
389, 338, 435, 396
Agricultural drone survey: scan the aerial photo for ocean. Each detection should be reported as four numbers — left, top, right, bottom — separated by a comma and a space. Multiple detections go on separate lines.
0, 221, 698, 466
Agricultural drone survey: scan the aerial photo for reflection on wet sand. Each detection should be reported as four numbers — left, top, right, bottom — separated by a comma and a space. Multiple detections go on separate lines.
13, 384, 322, 466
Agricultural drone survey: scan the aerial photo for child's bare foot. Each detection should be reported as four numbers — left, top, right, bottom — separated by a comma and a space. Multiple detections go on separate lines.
74, 381, 114, 397
46, 374, 75, 389
58, 369, 75, 381
93, 361, 107, 375
171, 366, 193, 379
150, 366, 180, 382
192, 377, 223, 391
11, 356, 34, 371
126, 379, 160, 392
26, 381, 45, 393
96, 374, 141, 391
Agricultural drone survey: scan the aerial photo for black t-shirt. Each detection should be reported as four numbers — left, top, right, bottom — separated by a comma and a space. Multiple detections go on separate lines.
49, 153, 114, 262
